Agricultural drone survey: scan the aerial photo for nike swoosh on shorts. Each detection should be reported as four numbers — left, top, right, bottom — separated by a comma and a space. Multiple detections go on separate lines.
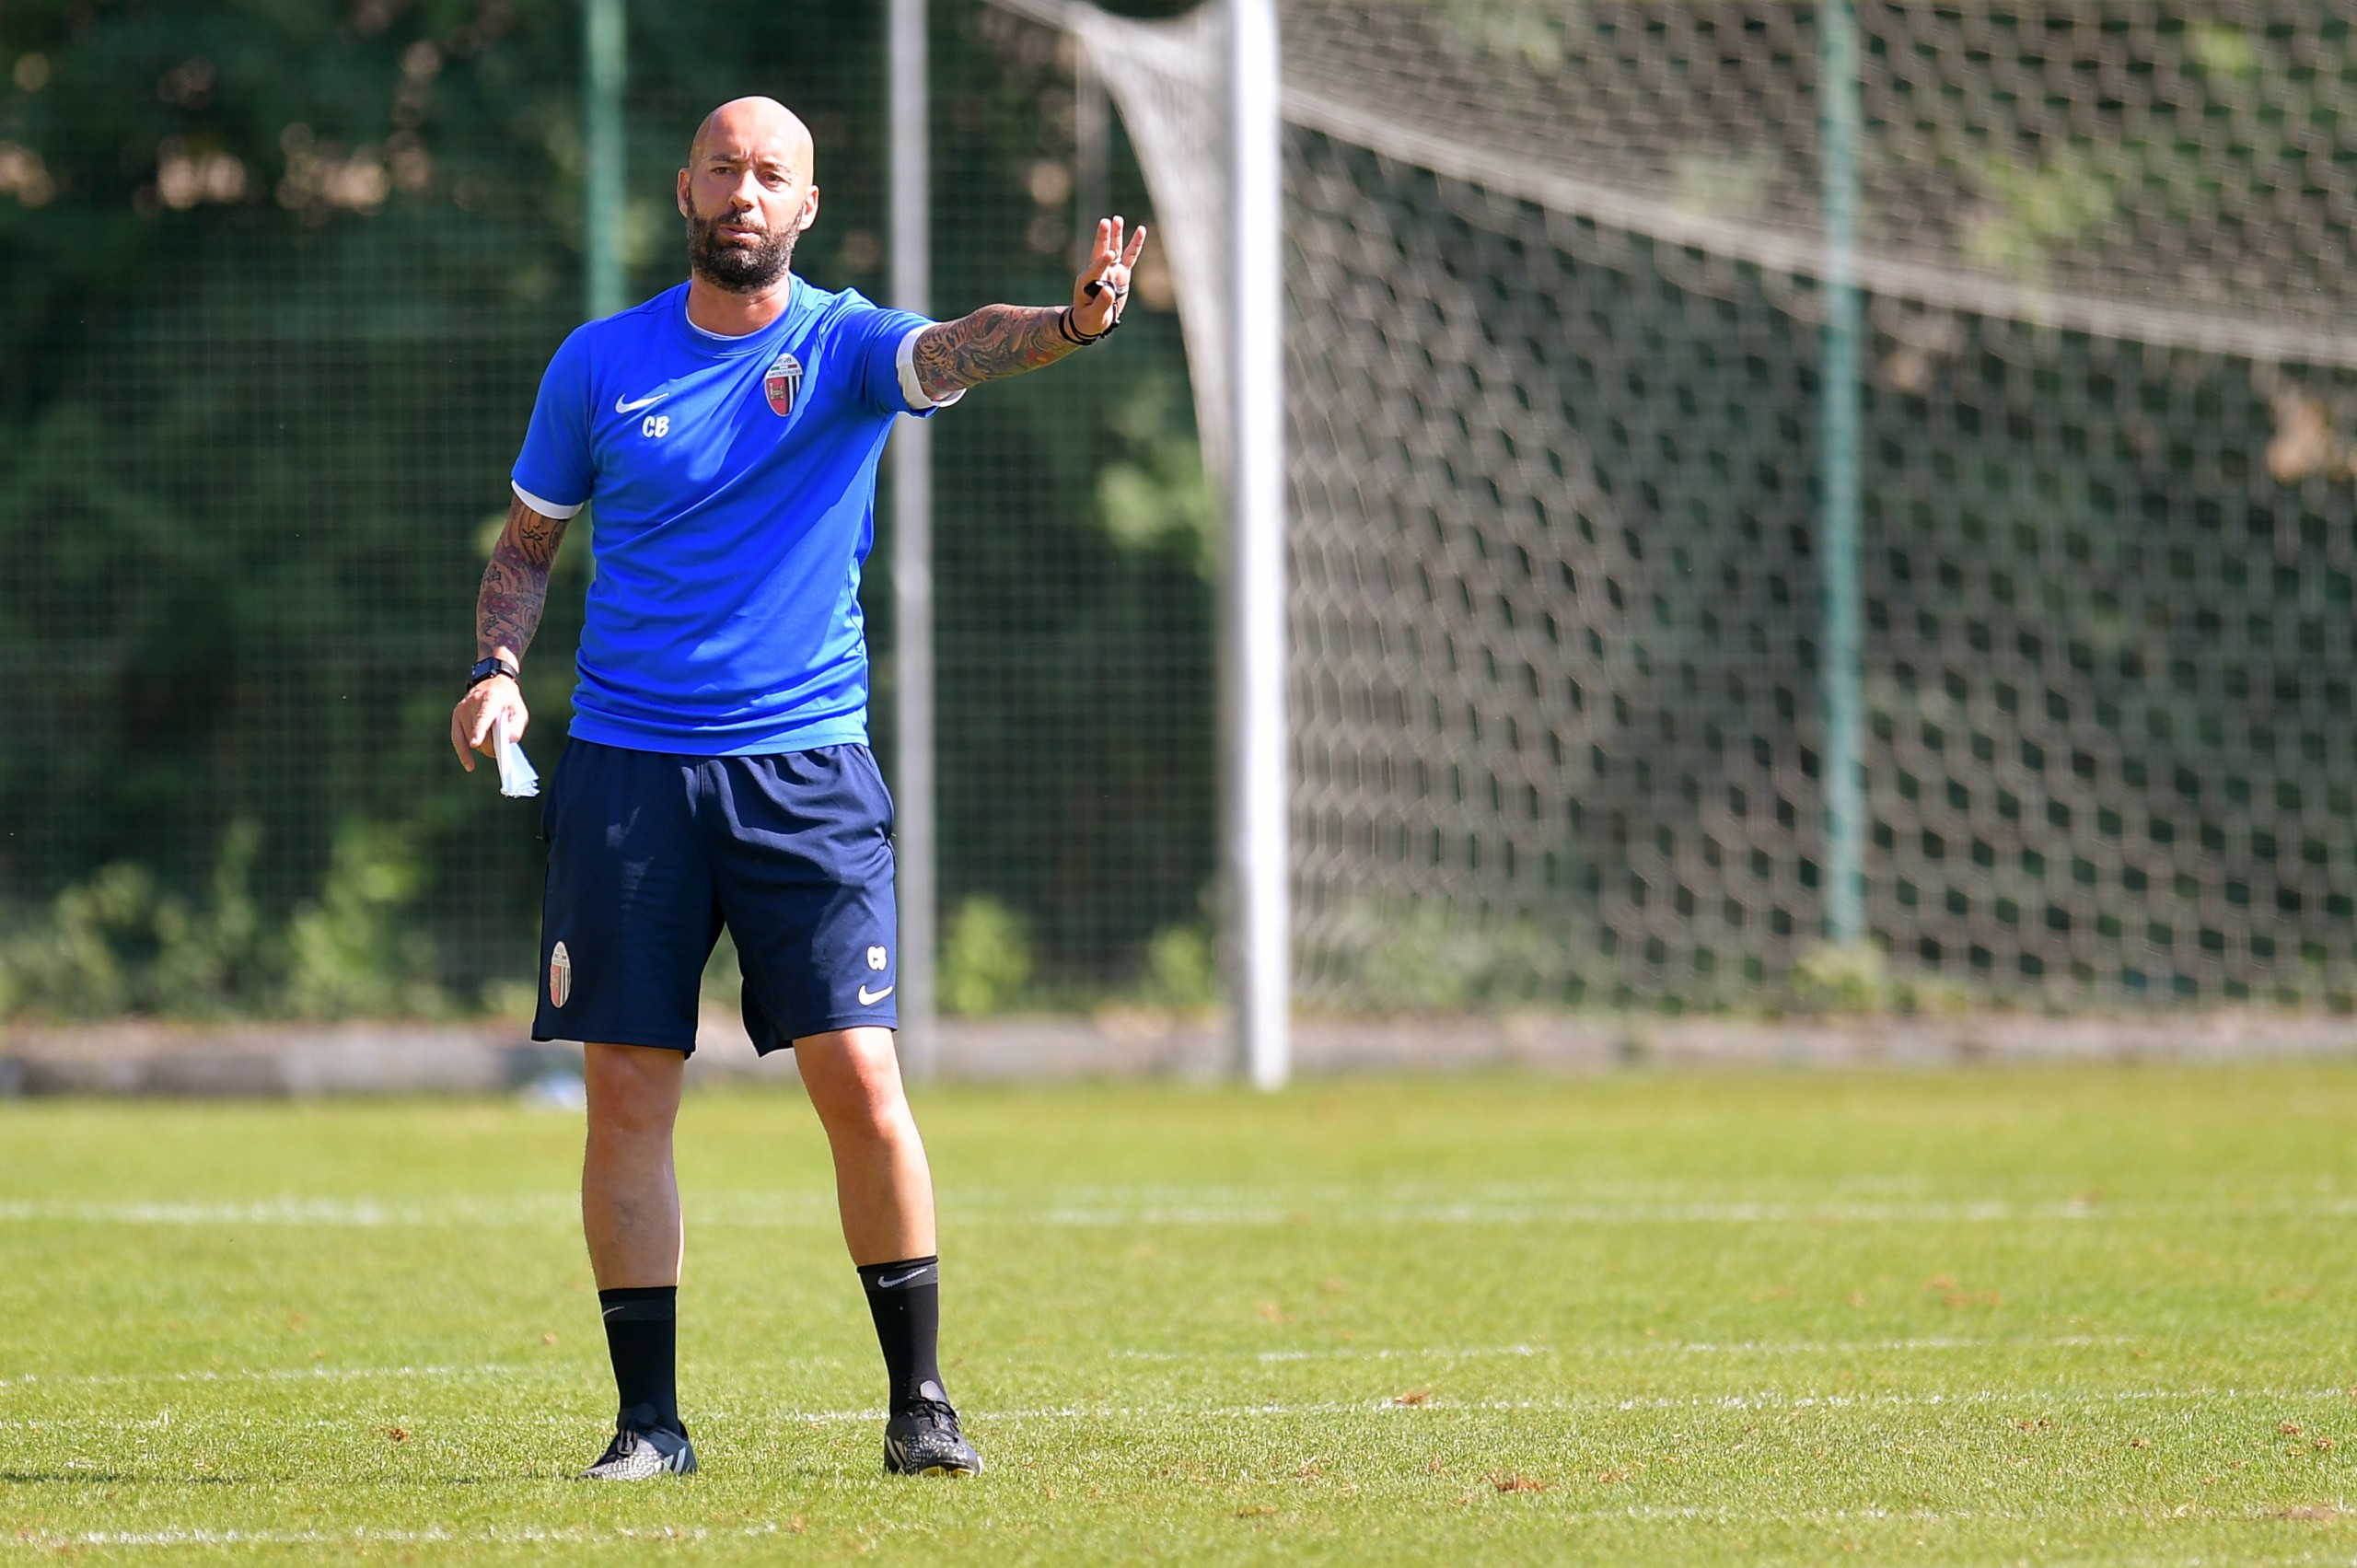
858, 983, 895, 1005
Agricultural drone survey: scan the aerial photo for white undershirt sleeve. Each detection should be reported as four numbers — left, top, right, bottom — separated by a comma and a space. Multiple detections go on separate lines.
511, 480, 585, 520
897, 325, 967, 412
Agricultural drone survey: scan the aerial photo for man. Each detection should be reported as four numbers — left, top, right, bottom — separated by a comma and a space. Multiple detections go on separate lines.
448, 97, 1145, 1481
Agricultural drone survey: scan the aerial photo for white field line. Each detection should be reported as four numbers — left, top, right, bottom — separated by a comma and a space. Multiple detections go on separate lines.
0, 1197, 583, 1227
0, 1527, 781, 1549
1111, 1335, 2132, 1365
1668, 1334, 2134, 1356
0, 1364, 530, 1391
1025, 1196, 2357, 1226
10, 1192, 2357, 1227
0, 1337, 2141, 1392
4, 1518, 2354, 1553
1113, 1344, 1545, 1364
3, 1522, 2349, 1554
11, 1373, 2331, 1423
772, 1384, 2357, 1423
0, 1338, 2131, 1401
2029, 1559, 2357, 1568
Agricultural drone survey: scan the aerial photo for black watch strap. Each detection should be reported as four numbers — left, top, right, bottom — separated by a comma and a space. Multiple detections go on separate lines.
468, 656, 519, 689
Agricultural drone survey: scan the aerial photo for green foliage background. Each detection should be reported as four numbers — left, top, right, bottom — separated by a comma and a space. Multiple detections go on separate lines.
0, 0, 1213, 1017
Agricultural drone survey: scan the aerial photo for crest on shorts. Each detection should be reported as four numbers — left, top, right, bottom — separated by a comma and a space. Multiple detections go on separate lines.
763, 351, 803, 417
549, 940, 573, 1008
866, 946, 888, 971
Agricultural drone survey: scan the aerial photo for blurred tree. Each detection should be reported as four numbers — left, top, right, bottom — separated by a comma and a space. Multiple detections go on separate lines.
0, 0, 1213, 1014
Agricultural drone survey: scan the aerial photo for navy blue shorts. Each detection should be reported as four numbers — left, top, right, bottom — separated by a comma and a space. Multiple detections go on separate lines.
531, 738, 898, 1055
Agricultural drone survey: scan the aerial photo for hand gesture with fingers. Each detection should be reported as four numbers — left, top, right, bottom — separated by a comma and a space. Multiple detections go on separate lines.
906, 217, 1150, 398
1070, 216, 1147, 340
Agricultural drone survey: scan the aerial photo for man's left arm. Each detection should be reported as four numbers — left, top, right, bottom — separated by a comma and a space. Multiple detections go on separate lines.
910, 216, 1147, 401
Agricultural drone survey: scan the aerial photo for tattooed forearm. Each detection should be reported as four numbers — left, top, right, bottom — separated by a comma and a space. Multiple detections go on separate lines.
476, 495, 571, 664
911, 305, 1080, 399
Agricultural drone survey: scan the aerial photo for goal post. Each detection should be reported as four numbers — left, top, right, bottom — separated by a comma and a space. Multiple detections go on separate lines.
986, 0, 1295, 1082
888, 0, 939, 1076
1226, 0, 1293, 1089
1817, 0, 1866, 949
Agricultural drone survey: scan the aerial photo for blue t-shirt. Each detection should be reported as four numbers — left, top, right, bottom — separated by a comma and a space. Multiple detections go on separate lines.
510, 277, 953, 754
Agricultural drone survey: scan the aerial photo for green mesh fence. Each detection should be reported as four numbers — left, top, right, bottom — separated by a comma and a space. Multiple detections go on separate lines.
0, 3, 1211, 1020
29, 0, 2351, 1024
926, 8, 1215, 1005
3, 219, 577, 1014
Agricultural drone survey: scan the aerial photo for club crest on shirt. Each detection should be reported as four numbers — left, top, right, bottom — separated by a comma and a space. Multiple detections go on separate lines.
763, 351, 803, 417
549, 940, 572, 1008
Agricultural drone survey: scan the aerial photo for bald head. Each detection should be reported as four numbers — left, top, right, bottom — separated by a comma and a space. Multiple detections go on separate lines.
688, 97, 814, 186
678, 97, 821, 297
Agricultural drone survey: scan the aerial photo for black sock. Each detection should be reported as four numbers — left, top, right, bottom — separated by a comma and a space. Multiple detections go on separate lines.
598, 1285, 682, 1435
857, 1256, 946, 1413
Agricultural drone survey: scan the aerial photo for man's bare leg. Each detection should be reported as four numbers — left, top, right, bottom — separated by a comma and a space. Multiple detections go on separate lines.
794, 1027, 935, 1263
797, 1027, 977, 1474
577, 1041, 695, 1472
583, 1041, 687, 1285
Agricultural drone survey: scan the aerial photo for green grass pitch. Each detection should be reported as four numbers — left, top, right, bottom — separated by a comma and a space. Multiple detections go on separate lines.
5, 1063, 2357, 1564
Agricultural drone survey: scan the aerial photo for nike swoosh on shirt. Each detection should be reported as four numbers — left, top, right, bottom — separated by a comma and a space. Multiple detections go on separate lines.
614, 391, 669, 414
857, 984, 895, 1006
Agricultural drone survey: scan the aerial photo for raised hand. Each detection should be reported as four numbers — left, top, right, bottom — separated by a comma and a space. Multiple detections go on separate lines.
907, 219, 1152, 399
1071, 216, 1148, 338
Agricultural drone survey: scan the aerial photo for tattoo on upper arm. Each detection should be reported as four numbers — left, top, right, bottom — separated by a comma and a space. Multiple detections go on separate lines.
911, 305, 1079, 399
476, 494, 571, 661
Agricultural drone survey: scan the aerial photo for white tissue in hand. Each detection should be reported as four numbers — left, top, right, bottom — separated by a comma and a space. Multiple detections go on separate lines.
494, 718, 540, 798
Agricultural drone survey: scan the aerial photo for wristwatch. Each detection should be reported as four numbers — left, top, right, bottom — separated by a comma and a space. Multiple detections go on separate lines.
467, 656, 519, 689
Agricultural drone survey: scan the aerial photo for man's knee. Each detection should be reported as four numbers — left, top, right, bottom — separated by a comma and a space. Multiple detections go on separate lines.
796, 1028, 913, 1144
585, 1042, 686, 1140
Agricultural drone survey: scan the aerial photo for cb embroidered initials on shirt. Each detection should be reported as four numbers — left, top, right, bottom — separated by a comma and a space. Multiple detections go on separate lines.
505, 279, 946, 754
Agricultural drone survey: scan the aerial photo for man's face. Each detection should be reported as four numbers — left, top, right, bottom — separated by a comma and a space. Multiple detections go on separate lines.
677, 116, 819, 294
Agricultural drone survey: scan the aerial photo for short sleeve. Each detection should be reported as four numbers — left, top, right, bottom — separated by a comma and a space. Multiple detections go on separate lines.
510, 328, 596, 518
840, 292, 964, 415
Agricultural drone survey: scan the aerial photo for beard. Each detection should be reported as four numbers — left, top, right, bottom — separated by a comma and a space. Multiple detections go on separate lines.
686, 205, 799, 293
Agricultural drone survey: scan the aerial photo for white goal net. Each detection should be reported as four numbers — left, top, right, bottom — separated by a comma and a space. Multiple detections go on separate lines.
1039, 1, 2357, 1011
